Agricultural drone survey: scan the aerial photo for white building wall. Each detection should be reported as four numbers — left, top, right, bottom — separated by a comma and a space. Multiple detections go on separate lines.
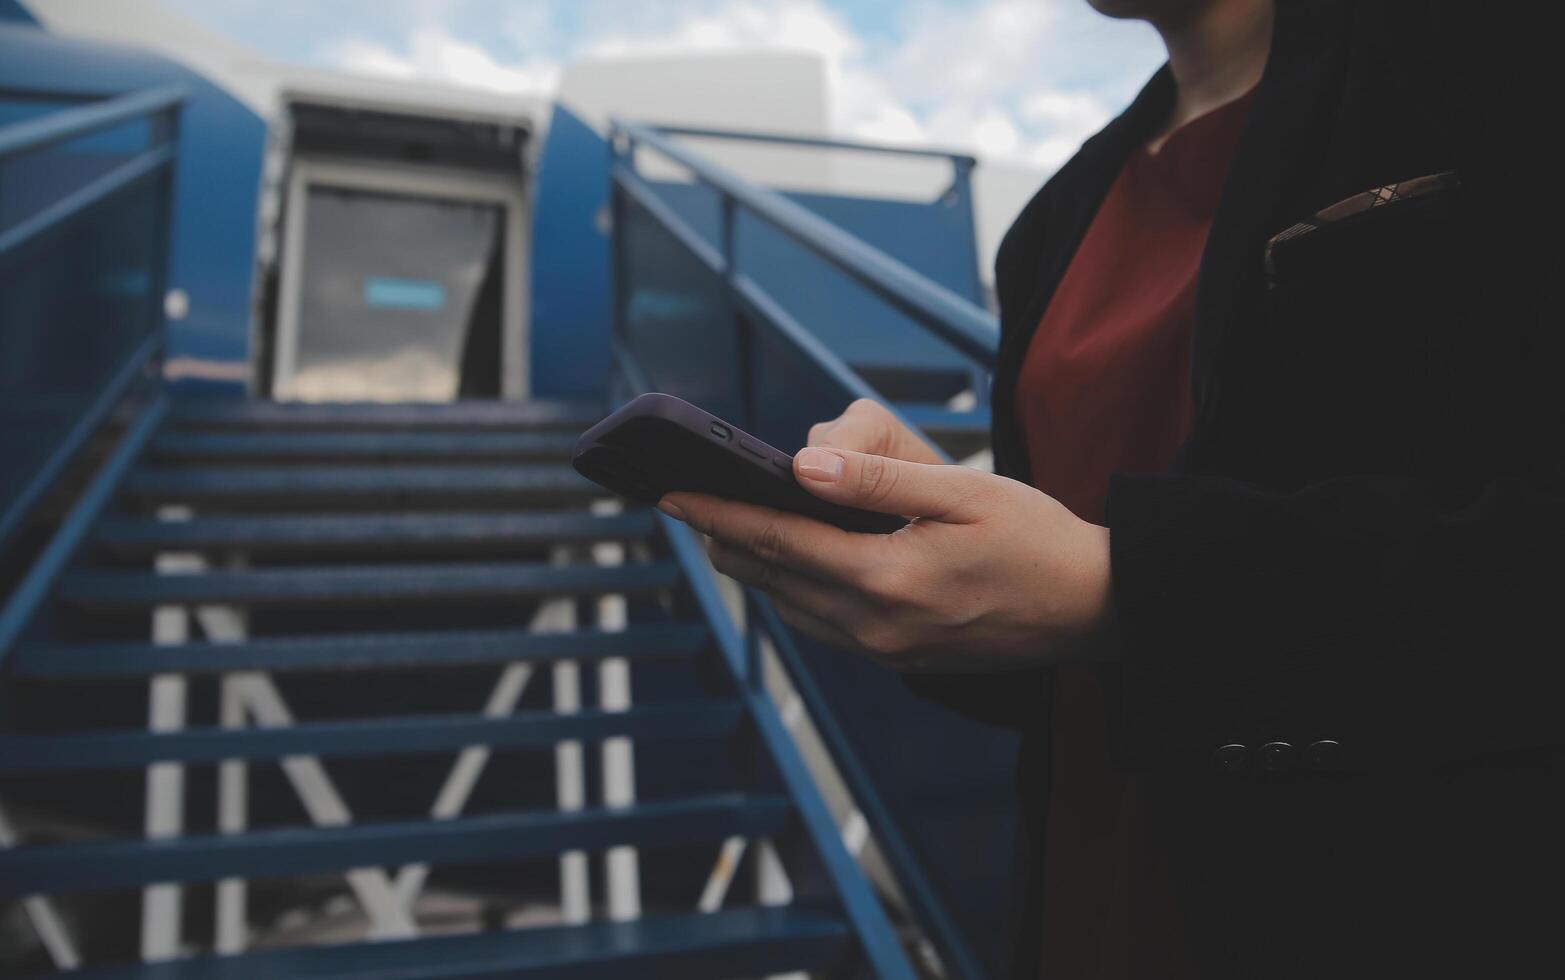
559, 51, 834, 191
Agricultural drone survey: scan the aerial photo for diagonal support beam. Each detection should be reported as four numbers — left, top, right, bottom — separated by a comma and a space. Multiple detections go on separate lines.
193, 607, 417, 939
0, 797, 81, 969
389, 586, 577, 908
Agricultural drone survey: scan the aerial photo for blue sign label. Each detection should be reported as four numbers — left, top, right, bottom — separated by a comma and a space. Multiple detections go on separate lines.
364, 277, 446, 311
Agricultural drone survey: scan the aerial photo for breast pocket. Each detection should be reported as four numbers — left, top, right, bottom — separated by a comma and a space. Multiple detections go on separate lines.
1261, 172, 1474, 475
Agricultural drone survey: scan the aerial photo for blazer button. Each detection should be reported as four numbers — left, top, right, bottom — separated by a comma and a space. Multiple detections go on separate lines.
1259, 741, 1296, 772
1212, 744, 1250, 774
1303, 740, 1341, 768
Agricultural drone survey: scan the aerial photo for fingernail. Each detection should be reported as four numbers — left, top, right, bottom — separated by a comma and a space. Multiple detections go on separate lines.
658, 498, 686, 521
795, 447, 844, 483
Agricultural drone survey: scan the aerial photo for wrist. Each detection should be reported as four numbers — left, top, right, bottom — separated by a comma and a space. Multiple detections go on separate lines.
1065, 522, 1118, 662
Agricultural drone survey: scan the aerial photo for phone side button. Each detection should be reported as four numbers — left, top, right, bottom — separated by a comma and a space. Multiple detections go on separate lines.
738, 436, 769, 459
771, 454, 792, 470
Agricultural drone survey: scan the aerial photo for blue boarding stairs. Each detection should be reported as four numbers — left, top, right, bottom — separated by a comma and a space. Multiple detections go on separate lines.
0, 86, 1005, 978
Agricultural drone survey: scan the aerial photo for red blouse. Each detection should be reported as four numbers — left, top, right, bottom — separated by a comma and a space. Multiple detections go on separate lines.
1013, 90, 1252, 978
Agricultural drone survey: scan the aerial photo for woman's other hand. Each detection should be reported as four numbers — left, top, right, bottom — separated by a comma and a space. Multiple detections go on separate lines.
658, 423, 1115, 672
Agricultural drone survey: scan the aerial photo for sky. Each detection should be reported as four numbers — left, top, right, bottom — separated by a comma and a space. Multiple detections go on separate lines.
161, 0, 1166, 171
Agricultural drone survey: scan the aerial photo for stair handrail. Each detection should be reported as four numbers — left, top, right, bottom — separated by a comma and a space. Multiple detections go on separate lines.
745, 587, 991, 980
0, 84, 184, 552
659, 512, 919, 980
649, 122, 978, 164
0, 83, 186, 160
610, 119, 999, 368
0, 398, 170, 668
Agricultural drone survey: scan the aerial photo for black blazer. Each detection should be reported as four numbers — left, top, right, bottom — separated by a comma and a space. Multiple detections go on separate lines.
917, 1, 1564, 975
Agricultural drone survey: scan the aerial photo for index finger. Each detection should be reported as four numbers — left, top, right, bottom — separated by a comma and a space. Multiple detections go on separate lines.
659, 491, 884, 584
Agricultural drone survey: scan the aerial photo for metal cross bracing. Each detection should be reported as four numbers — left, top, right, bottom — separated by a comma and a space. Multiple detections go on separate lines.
0, 397, 917, 979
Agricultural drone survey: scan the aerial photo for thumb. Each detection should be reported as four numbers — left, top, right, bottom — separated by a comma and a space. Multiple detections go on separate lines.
793, 446, 986, 522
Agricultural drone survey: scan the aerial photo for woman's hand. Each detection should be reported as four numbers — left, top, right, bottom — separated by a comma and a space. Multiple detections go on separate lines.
657, 401, 1115, 672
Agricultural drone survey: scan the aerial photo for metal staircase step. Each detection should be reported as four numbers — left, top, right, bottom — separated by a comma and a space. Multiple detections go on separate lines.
0, 701, 744, 773
93, 510, 658, 557
42, 907, 850, 980
167, 399, 603, 432
12, 623, 710, 678
0, 794, 791, 898
121, 465, 599, 509
57, 561, 683, 611
148, 430, 580, 463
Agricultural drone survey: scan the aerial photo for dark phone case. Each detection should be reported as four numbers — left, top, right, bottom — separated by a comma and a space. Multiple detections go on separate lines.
573, 393, 906, 534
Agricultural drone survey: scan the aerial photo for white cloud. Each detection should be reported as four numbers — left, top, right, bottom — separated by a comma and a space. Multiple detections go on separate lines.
829, 57, 917, 139
500, 2, 564, 59
1019, 90, 1113, 167
862, 1, 1159, 168
1022, 89, 1109, 130
884, 0, 1058, 107
325, 25, 560, 95
581, 0, 861, 62
329, 37, 420, 81
313, 0, 1162, 172
927, 104, 1022, 158
833, 67, 924, 143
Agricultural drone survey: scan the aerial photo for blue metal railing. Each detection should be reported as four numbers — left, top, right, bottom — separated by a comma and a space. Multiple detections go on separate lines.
0, 84, 184, 246
608, 121, 1003, 979
659, 513, 919, 980
611, 120, 999, 370
0, 83, 184, 553
0, 397, 169, 668
651, 123, 979, 162
647, 123, 988, 323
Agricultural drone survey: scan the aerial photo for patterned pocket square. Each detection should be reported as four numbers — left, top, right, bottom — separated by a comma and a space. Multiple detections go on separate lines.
1266, 170, 1461, 282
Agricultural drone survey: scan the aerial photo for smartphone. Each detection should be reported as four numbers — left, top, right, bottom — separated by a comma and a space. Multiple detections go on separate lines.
573, 393, 906, 534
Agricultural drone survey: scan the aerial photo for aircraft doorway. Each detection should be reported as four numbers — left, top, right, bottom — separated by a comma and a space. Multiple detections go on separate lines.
272, 160, 527, 402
